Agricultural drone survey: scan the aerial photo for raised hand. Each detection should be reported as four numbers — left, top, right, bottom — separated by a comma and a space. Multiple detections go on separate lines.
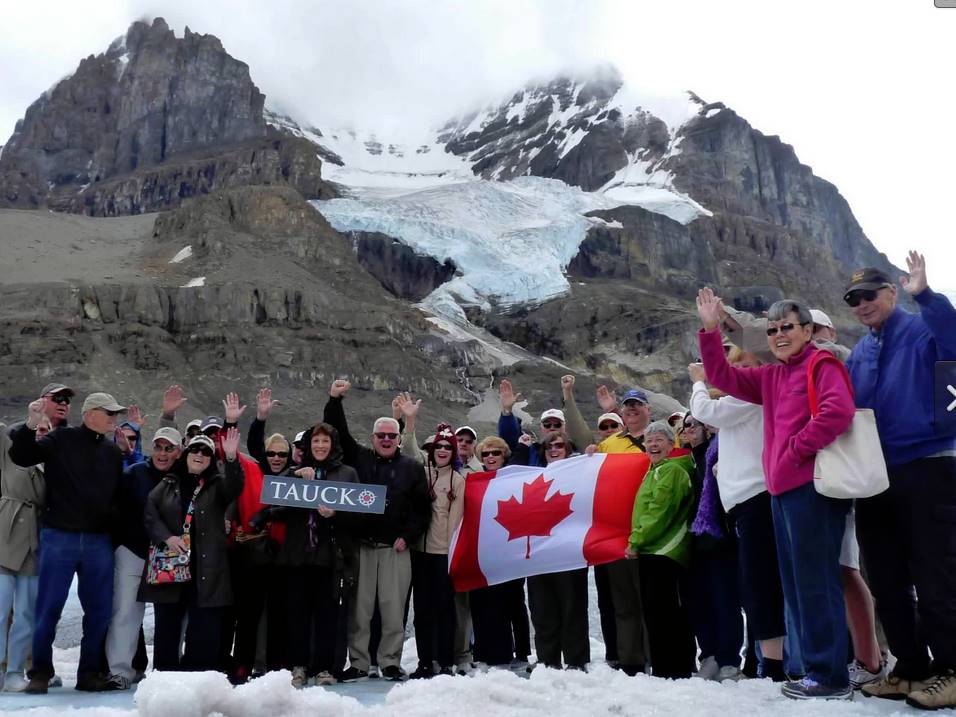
222, 426, 240, 460
696, 287, 724, 331
256, 388, 279, 421
26, 398, 45, 430
499, 379, 522, 414
162, 385, 187, 416
687, 362, 707, 384
398, 392, 421, 419
561, 374, 576, 399
127, 404, 148, 429
518, 433, 533, 447
330, 379, 351, 398
391, 394, 404, 420
295, 467, 317, 480
222, 392, 246, 424
901, 250, 928, 296
596, 385, 617, 413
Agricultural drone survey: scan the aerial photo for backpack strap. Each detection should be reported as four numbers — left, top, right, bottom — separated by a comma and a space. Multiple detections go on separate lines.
806, 350, 854, 418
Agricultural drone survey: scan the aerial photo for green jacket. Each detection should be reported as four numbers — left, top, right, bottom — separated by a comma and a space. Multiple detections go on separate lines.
628, 453, 694, 566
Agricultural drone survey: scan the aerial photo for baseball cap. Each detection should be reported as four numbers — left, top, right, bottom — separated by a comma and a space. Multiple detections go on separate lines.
667, 411, 685, 426
597, 412, 623, 427
293, 430, 305, 447
540, 409, 566, 424
201, 416, 224, 432
844, 267, 892, 300
152, 427, 183, 445
809, 309, 834, 330
81, 392, 126, 413
187, 434, 216, 452
41, 383, 74, 397
621, 389, 648, 405
455, 425, 478, 439
185, 418, 202, 431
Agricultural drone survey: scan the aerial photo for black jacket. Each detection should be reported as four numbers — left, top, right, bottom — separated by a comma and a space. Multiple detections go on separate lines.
9, 423, 122, 533
246, 417, 293, 476
323, 396, 430, 547
117, 459, 170, 559
139, 456, 244, 607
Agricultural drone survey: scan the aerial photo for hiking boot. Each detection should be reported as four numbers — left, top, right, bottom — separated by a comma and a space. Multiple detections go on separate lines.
24, 675, 49, 694
437, 666, 456, 677
695, 656, 719, 681
782, 677, 853, 700
103, 673, 131, 691
314, 670, 337, 686
291, 666, 308, 689
906, 670, 956, 711
716, 665, 743, 682
337, 667, 369, 683
409, 664, 435, 680
75, 673, 115, 692
381, 665, 407, 681
861, 670, 931, 700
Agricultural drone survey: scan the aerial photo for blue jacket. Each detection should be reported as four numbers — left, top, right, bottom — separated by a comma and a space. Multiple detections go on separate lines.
847, 288, 956, 465
497, 413, 546, 467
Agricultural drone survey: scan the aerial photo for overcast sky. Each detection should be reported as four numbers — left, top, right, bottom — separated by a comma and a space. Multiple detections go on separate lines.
2, 0, 954, 285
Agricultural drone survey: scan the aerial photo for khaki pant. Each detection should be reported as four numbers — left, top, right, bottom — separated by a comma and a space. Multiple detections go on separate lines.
608, 558, 648, 668
454, 591, 473, 666
105, 546, 146, 679
348, 544, 411, 670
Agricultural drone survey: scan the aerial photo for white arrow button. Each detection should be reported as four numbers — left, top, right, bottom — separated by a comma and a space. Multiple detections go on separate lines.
948, 384, 956, 412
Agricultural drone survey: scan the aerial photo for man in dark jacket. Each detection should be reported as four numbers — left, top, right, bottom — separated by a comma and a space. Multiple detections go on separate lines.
323, 380, 429, 682
103, 427, 182, 689
9, 392, 126, 694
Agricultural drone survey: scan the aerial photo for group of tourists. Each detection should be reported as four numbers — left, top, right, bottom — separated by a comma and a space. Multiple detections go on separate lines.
1, 250, 954, 709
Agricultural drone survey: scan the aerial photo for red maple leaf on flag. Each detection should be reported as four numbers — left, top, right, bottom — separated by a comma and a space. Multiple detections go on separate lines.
495, 474, 574, 559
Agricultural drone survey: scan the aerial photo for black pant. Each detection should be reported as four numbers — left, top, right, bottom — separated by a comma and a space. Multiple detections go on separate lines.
683, 541, 744, 668
638, 555, 696, 679
411, 551, 457, 669
266, 573, 289, 669
857, 456, 956, 676
505, 578, 530, 660
469, 583, 514, 666
230, 556, 272, 674
285, 565, 339, 673
153, 590, 224, 672
528, 568, 590, 669
593, 563, 618, 662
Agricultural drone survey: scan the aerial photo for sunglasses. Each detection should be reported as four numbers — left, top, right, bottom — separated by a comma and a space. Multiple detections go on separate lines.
122, 433, 137, 442
374, 432, 399, 440
97, 408, 122, 417
845, 288, 882, 308
541, 421, 563, 429
765, 322, 807, 337
547, 442, 567, 450
188, 446, 214, 457
153, 443, 178, 454
433, 442, 454, 451
481, 450, 504, 458
683, 422, 701, 430
457, 436, 475, 444
598, 422, 620, 431
265, 451, 289, 458
47, 394, 71, 405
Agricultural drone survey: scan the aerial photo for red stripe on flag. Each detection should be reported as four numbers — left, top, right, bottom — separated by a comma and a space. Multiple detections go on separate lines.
582, 453, 650, 565
448, 469, 495, 592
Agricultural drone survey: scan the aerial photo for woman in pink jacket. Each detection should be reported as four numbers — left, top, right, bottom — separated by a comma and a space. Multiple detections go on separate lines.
696, 288, 856, 701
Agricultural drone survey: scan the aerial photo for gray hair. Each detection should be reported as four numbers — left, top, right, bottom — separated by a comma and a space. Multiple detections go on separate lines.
767, 299, 812, 325
372, 417, 400, 434
644, 420, 675, 442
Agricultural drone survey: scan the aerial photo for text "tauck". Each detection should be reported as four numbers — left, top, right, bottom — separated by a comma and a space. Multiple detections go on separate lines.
260, 475, 387, 514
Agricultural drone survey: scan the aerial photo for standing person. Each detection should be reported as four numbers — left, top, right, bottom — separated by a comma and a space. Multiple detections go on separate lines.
697, 289, 856, 700
455, 426, 482, 474
844, 255, 956, 709
141, 429, 244, 672
104, 427, 183, 689
624, 421, 697, 679
323, 380, 430, 682
452, 426, 480, 670
525, 433, 590, 671
10, 392, 127, 694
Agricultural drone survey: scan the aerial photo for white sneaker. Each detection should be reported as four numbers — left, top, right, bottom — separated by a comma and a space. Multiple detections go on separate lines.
314, 670, 336, 685
696, 656, 720, 681
716, 665, 743, 682
3, 673, 28, 692
848, 659, 886, 689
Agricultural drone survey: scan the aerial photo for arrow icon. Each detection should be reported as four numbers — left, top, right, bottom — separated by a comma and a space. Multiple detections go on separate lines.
949, 384, 956, 412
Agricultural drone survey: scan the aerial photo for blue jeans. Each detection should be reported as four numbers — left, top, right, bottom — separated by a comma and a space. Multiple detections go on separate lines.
772, 482, 849, 688
0, 573, 38, 674
30, 529, 114, 679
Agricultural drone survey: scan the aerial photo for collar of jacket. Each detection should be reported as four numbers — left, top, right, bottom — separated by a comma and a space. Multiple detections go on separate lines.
869, 305, 905, 343
80, 424, 105, 441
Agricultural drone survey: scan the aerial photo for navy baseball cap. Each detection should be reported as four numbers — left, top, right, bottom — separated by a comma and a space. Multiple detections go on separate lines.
621, 389, 649, 405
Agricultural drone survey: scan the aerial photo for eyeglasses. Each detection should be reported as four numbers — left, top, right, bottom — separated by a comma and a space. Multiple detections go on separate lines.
547, 442, 567, 450
433, 443, 454, 451
47, 394, 71, 405
845, 288, 882, 308
541, 421, 563, 430
598, 422, 620, 431
265, 451, 289, 458
765, 322, 808, 337
188, 446, 214, 457
153, 443, 178, 454
481, 450, 504, 458
374, 432, 399, 440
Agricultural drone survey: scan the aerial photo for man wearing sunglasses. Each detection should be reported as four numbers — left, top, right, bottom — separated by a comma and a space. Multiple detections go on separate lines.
845, 253, 956, 709
9, 392, 127, 693
104, 427, 183, 690
323, 380, 430, 682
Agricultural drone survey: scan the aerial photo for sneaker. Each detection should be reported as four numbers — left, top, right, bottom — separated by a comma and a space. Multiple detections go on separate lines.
338, 667, 369, 683
782, 677, 853, 701
132, 670, 147, 684
3, 672, 28, 692
24, 675, 49, 694
75, 673, 115, 692
906, 670, 956, 711
104, 673, 131, 691
49, 674, 63, 688
381, 665, 407, 682
862, 670, 931, 700
314, 670, 337, 686
409, 664, 435, 680
437, 666, 456, 677
368, 665, 380, 679
291, 666, 308, 689
848, 659, 887, 689
716, 665, 743, 682
695, 655, 719, 681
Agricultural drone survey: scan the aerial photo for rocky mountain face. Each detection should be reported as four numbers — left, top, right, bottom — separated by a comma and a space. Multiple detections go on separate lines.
0, 18, 332, 215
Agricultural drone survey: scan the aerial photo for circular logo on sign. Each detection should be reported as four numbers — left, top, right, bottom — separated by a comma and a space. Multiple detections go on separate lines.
358, 490, 376, 507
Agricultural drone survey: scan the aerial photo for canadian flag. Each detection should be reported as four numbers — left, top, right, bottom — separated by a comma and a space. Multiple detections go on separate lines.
448, 453, 650, 591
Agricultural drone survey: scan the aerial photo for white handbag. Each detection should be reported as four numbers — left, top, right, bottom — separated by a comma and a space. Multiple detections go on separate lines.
807, 352, 889, 499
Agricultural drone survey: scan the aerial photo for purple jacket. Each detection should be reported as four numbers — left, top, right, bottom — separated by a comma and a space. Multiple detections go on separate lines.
698, 328, 855, 496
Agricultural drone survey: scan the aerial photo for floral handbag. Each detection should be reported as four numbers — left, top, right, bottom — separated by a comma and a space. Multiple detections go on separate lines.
146, 481, 203, 585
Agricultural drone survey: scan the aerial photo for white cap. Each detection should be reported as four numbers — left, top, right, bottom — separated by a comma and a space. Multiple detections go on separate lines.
185, 419, 202, 430
455, 425, 478, 439
152, 427, 183, 445
597, 412, 623, 427
293, 431, 305, 445
810, 309, 834, 329
539, 409, 566, 424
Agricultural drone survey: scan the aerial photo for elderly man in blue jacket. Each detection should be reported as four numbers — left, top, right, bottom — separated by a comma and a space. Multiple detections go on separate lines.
845, 252, 956, 709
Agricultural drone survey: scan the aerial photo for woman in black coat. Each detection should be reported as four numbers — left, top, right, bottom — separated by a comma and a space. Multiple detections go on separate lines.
140, 429, 244, 672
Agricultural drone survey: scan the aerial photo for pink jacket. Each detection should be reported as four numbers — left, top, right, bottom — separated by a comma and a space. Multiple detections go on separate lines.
698, 328, 855, 496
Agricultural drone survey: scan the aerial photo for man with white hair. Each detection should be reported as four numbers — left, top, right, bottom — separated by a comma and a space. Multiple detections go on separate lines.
323, 380, 430, 682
